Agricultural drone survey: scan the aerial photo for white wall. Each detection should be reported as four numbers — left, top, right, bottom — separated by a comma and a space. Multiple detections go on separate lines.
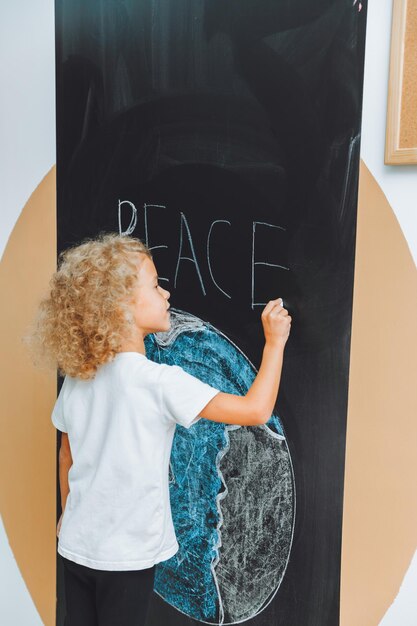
0, 1, 55, 624
0, 0, 56, 263
0, 0, 415, 624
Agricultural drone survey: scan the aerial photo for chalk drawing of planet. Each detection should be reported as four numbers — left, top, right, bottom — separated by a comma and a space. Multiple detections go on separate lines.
144, 309, 295, 625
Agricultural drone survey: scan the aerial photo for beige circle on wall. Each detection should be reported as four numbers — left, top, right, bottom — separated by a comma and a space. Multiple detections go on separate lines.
0, 166, 56, 626
0, 162, 415, 626
341, 161, 417, 625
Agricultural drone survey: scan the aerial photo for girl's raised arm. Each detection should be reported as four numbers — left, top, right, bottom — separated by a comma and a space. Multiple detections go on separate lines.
199, 299, 291, 427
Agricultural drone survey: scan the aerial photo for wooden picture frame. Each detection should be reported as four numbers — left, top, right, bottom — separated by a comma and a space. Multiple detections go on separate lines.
385, 0, 417, 164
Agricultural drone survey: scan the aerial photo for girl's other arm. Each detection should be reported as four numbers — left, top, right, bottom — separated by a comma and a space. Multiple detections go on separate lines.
199, 299, 291, 427
57, 433, 72, 537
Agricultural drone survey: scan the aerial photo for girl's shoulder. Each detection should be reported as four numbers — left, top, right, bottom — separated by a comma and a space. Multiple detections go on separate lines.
101, 353, 173, 387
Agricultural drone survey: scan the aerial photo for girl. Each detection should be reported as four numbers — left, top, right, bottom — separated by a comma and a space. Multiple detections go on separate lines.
27, 232, 291, 626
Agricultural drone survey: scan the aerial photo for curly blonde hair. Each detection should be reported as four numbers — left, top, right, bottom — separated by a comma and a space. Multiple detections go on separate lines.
24, 233, 152, 380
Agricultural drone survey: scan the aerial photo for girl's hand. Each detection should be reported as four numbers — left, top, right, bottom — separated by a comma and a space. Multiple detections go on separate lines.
200, 297, 291, 426
57, 512, 63, 538
261, 298, 292, 348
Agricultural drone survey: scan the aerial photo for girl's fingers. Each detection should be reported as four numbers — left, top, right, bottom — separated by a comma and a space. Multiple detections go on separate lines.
271, 303, 287, 316
269, 299, 284, 311
262, 298, 282, 316
263, 299, 290, 327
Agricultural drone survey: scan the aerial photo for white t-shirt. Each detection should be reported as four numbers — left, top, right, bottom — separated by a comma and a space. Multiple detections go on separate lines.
51, 351, 220, 571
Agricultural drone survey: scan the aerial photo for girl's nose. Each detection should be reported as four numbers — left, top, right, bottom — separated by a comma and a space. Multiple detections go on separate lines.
164, 288, 170, 299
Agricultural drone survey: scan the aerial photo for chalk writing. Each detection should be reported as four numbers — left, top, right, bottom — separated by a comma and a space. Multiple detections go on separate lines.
118, 200, 137, 235
175, 212, 207, 295
144, 204, 170, 283
207, 220, 232, 299
119, 201, 289, 306
251, 221, 289, 309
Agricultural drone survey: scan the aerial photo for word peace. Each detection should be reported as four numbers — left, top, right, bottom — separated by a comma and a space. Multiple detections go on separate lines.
118, 201, 289, 309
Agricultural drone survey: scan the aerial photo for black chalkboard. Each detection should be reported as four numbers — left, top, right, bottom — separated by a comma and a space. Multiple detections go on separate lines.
55, 1, 367, 624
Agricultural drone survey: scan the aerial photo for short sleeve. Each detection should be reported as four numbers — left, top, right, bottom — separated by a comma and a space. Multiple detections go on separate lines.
51, 376, 69, 433
159, 364, 220, 429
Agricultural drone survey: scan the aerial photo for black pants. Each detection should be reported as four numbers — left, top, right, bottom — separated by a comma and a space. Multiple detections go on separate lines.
62, 556, 155, 626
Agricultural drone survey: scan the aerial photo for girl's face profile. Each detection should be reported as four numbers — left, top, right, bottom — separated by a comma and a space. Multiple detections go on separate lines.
130, 254, 171, 336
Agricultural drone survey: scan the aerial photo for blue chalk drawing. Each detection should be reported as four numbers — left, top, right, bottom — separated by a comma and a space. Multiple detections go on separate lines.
145, 310, 295, 624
